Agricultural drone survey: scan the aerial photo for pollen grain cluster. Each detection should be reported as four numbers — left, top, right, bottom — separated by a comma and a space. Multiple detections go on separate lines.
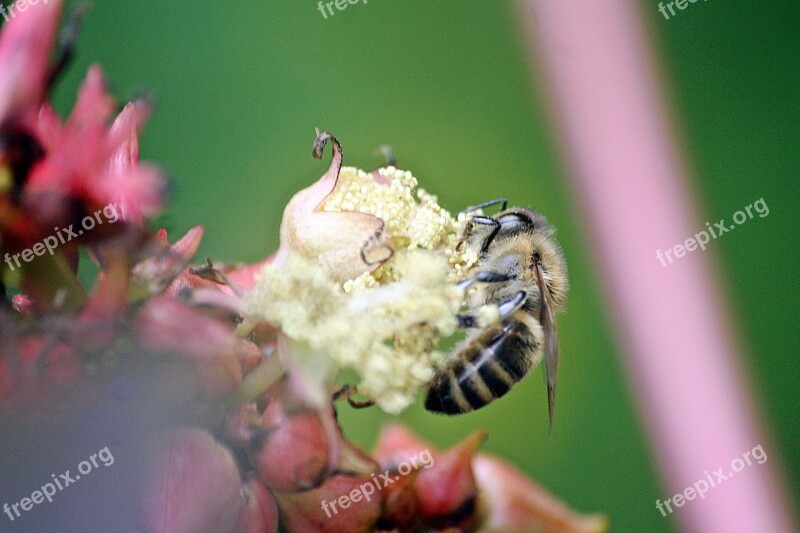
248, 253, 462, 413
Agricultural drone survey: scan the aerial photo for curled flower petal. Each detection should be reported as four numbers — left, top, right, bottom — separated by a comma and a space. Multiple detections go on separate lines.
474, 454, 608, 533
278, 130, 390, 283
139, 428, 242, 533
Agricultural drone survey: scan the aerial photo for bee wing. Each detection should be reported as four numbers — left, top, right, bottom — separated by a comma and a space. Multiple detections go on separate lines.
533, 260, 559, 436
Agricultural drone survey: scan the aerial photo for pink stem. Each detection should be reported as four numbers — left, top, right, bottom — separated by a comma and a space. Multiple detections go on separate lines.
518, 1, 796, 531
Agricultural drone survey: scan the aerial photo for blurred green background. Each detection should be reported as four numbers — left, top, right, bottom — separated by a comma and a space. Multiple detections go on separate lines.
46, 1, 798, 531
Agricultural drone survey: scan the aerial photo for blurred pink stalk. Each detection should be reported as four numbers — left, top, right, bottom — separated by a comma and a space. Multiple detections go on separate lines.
518, 1, 796, 532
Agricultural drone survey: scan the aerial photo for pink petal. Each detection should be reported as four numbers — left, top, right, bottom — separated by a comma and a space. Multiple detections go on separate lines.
373, 423, 439, 468
0, 0, 62, 121
256, 407, 332, 491
414, 431, 484, 530
136, 296, 242, 398
274, 473, 382, 533
474, 454, 607, 533
133, 226, 204, 295
139, 428, 242, 533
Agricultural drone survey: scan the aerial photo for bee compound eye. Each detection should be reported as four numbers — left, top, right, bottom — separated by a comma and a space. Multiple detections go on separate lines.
497, 213, 529, 226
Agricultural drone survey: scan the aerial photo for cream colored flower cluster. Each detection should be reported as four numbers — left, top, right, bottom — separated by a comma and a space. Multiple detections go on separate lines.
249, 253, 462, 413
248, 163, 495, 413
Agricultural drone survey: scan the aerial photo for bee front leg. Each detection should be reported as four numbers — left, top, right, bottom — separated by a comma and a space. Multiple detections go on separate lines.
331, 384, 375, 409
457, 270, 510, 290
469, 216, 502, 253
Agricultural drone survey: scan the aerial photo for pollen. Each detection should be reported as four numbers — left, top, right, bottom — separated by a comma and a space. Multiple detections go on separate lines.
248, 252, 463, 414
322, 166, 478, 291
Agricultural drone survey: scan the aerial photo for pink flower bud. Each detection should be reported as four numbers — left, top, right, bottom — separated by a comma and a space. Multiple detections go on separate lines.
414, 430, 486, 531
376, 465, 419, 531
139, 428, 242, 533
274, 473, 382, 533
256, 408, 331, 491
233, 478, 279, 533
374, 423, 438, 468
136, 296, 242, 398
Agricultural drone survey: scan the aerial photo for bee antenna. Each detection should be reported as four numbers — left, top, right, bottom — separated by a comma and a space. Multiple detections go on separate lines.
376, 144, 396, 166
547, 381, 556, 438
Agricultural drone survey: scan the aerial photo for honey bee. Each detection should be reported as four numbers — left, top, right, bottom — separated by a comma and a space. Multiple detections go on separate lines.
424, 199, 568, 432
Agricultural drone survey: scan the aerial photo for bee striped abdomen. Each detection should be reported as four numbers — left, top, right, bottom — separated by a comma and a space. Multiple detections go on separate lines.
425, 316, 538, 414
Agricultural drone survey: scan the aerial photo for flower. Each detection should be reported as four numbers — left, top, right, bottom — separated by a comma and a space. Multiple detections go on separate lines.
248, 130, 489, 414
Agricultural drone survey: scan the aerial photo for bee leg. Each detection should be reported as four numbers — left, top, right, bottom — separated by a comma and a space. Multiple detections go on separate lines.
331, 384, 375, 409
457, 270, 510, 290
457, 290, 526, 328
497, 290, 526, 316
468, 216, 502, 253
458, 197, 508, 216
